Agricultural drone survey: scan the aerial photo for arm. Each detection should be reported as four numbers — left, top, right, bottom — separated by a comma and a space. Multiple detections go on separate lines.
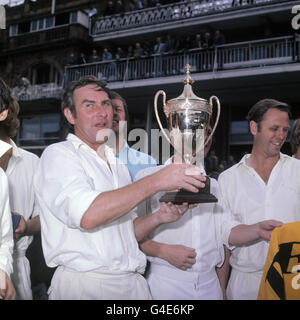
0, 271, 16, 300
14, 215, 40, 240
140, 239, 196, 270
134, 202, 189, 242
81, 163, 206, 229
228, 220, 282, 247
216, 245, 230, 300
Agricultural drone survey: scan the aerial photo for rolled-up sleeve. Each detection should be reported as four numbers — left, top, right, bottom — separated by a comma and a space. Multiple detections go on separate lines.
34, 145, 101, 229
0, 170, 14, 276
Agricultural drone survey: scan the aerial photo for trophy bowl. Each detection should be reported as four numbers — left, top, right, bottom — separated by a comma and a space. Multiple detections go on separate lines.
154, 64, 221, 204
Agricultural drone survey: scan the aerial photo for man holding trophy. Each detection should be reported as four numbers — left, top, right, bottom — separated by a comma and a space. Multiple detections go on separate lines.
135, 65, 282, 300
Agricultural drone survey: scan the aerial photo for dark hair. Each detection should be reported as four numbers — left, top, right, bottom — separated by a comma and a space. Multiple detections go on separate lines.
246, 98, 291, 131
61, 75, 109, 117
0, 77, 20, 137
109, 90, 130, 129
290, 118, 300, 155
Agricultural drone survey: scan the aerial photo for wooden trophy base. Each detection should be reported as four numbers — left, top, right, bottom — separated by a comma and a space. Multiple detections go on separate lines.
159, 177, 218, 204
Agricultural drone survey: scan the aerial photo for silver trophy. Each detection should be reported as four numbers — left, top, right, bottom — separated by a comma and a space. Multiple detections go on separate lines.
154, 64, 221, 203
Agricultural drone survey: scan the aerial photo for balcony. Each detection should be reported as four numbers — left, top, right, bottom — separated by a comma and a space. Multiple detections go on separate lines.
4, 24, 89, 52
64, 35, 300, 88
12, 82, 63, 101
90, 0, 295, 41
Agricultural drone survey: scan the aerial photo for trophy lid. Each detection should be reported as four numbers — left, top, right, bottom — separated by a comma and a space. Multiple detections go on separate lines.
166, 64, 211, 115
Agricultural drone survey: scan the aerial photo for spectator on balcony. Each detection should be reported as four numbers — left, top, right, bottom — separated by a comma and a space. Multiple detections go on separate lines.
89, 49, 101, 63
192, 33, 203, 50
115, 0, 125, 14
164, 34, 175, 55
66, 52, 77, 66
202, 32, 213, 70
77, 53, 87, 65
102, 47, 113, 61
153, 36, 165, 54
103, 0, 116, 16
213, 30, 226, 70
148, 0, 158, 7
134, 42, 145, 59
126, 45, 134, 58
290, 118, 300, 160
132, 0, 145, 10
115, 47, 126, 60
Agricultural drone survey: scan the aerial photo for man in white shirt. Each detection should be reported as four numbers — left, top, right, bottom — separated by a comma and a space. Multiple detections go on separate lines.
135, 125, 281, 300
110, 90, 157, 181
0, 141, 15, 300
34, 76, 208, 300
0, 77, 40, 300
218, 98, 300, 300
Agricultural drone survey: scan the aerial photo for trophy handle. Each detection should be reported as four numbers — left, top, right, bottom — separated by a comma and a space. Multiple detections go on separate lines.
206, 95, 221, 146
154, 90, 171, 145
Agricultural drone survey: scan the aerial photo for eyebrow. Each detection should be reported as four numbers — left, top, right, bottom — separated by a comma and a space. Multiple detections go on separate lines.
81, 99, 111, 105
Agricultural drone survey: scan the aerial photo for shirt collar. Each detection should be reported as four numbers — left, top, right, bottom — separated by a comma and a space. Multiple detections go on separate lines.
237, 152, 289, 168
9, 139, 22, 160
0, 140, 12, 157
66, 133, 115, 159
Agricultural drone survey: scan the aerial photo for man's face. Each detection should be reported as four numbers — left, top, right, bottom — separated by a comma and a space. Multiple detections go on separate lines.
112, 98, 126, 135
251, 108, 290, 157
64, 85, 113, 150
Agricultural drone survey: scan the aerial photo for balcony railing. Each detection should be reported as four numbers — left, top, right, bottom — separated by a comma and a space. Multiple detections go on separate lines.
6, 24, 88, 51
90, 0, 285, 36
12, 83, 63, 101
64, 36, 299, 85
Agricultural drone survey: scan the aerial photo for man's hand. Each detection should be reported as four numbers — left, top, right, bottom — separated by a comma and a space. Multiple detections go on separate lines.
0, 272, 16, 300
161, 244, 197, 271
156, 163, 206, 193
155, 202, 189, 224
12, 212, 27, 240
257, 219, 283, 241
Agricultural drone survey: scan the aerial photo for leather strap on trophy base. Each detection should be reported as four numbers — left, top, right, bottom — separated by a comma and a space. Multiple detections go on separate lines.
159, 177, 218, 204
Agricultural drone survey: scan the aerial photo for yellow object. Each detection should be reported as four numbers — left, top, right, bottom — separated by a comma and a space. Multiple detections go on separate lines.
258, 222, 300, 300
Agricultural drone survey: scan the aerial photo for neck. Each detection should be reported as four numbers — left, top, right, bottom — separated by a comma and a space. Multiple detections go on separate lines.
0, 130, 10, 144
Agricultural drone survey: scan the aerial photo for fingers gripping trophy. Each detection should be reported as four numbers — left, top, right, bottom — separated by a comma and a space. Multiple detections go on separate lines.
154, 64, 221, 204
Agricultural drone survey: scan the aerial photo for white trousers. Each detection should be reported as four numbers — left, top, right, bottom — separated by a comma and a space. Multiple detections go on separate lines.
146, 264, 223, 300
11, 252, 33, 300
48, 266, 152, 300
227, 268, 263, 300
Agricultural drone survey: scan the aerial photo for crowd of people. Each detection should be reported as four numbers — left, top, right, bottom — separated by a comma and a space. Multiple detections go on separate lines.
65, 30, 226, 75
0, 74, 300, 301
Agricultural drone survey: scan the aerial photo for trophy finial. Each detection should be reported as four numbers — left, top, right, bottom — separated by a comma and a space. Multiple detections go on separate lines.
183, 64, 194, 85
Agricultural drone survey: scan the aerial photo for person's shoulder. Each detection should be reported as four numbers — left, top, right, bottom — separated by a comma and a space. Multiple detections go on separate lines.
218, 162, 240, 180
40, 140, 75, 160
18, 147, 40, 162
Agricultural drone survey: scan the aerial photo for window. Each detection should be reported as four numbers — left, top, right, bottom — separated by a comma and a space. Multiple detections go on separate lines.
18, 114, 61, 155
55, 13, 70, 26
70, 12, 77, 24
31, 20, 38, 31
45, 16, 54, 28
18, 21, 30, 34
9, 24, 18, 36
230, 121, 252, 145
